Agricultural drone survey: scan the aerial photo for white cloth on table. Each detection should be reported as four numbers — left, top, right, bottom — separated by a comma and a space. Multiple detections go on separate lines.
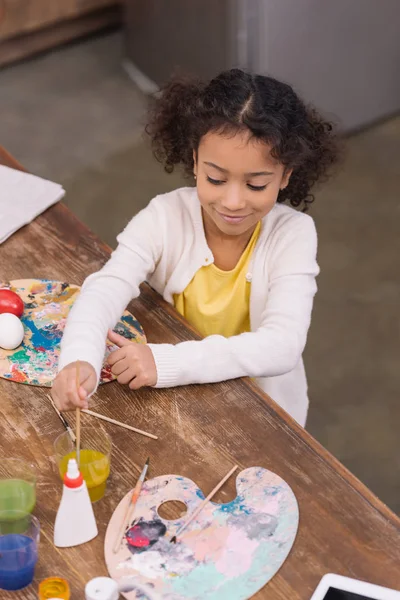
0, 165, 65, 244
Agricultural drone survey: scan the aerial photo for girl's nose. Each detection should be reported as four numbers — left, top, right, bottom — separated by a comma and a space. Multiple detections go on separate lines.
220, 184, 246, 212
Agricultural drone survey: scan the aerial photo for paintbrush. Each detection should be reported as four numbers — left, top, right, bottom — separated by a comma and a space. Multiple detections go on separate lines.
81, 408, 158, 440
170, 464, 238, 543
113, 457, 150, 553
47, 394, 76, 442
75, 360, 81, 466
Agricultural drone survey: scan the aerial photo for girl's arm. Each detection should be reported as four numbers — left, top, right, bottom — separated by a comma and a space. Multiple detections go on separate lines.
58, 200, 162, 382
148, 217, 318, 387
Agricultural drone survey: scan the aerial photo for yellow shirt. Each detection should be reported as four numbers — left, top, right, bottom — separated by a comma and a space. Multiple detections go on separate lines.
174, 222, 261, 338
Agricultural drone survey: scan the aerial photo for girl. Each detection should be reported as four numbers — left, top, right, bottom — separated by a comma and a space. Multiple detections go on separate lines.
52, 69, 339, 426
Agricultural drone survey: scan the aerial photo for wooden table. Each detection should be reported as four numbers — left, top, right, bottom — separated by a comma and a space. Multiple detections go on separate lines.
1, 146, 400, 599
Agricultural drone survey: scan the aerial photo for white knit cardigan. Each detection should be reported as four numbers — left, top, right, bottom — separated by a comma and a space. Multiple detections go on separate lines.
59, 187, 319, 426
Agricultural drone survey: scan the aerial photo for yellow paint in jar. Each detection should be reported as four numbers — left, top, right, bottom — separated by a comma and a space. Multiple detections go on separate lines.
39, 576, 70, 599
58, 449, 110, 503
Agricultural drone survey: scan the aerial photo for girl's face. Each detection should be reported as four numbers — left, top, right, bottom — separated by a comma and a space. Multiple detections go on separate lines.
194, 130, 291, 237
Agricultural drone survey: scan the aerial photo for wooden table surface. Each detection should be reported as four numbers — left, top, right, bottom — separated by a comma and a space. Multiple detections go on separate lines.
1, 146, 400, 599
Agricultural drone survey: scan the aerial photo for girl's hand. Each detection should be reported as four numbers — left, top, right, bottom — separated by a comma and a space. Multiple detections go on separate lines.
107, 330, 157, 389
51, 361, 97, 411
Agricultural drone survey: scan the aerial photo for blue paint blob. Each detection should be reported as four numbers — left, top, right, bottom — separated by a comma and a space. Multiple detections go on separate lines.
219, 495, 253, 515
121, 314, 144, 335
21, 318, 62, 350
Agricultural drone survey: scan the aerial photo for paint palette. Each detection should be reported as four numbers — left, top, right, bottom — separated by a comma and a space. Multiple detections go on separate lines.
105, 467, 299, 600
0, 279, 146, 387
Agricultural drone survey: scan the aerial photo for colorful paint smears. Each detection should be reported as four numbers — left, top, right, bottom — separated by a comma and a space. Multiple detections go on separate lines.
0, 279, 146, 387
105, 467, 299, 600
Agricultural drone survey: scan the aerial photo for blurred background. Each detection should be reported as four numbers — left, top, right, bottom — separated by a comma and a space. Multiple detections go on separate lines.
0, 1, 399, 513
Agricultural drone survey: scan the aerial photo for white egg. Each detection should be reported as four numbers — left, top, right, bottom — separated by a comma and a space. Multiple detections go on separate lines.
0, 313, 25, 350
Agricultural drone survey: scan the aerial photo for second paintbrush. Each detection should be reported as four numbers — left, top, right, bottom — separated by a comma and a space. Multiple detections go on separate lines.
47, 394, 76, 443
113, 457, 150, 553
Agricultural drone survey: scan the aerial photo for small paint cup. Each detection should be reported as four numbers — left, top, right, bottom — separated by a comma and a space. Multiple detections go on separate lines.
39, 576, 70, 599
85, 577, 119, 600
0, 511, 40, 590
54, 426, 111, 503
0, 459, 36, 520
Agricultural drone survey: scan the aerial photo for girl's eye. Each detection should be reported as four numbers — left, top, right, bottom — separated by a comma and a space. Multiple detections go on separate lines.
207, 176, 225, 186
247, 183, 267, 191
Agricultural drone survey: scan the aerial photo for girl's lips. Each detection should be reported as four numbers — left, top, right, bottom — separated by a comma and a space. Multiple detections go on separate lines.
216, 212, 250, 224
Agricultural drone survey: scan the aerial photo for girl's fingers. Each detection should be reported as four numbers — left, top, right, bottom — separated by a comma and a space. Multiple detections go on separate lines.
78, 385, 89, 402
51, 363, 95, 412
78, 385, 88, 400
107, 347, 126, 366
117, 367, 134, 385
79, 372, 96, 396
65, 372, 88, 410
108, 329, 132, 348
72, 393, 87, 410
111, 359, 128, 376
129, 376, 143, 391
77, 387, 89, 409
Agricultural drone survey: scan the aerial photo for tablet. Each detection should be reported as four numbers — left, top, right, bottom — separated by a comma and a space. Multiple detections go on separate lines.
310, 574, 400, 600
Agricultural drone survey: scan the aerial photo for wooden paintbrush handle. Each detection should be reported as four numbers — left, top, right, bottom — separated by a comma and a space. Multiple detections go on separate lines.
75, 361, 81, 465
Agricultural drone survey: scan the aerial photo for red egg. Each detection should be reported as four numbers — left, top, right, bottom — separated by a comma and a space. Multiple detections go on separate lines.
0, 289, 24, 317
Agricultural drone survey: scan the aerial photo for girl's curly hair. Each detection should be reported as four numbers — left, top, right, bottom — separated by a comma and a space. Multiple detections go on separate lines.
146, 69, 340, 211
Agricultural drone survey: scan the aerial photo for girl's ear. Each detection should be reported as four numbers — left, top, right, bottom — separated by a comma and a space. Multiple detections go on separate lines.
280, 168, 293, 190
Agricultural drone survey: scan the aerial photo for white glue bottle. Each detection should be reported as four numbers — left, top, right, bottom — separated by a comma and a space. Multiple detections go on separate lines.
54, 458, 98, 547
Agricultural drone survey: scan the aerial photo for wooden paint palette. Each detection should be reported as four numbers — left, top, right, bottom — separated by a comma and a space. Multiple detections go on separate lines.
0, 279, 146, 386
105, 467, 299, 600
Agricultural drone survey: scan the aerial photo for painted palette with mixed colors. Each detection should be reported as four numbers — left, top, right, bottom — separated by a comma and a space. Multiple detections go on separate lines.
105, 467, 299, 600
0, 279, 146, 387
